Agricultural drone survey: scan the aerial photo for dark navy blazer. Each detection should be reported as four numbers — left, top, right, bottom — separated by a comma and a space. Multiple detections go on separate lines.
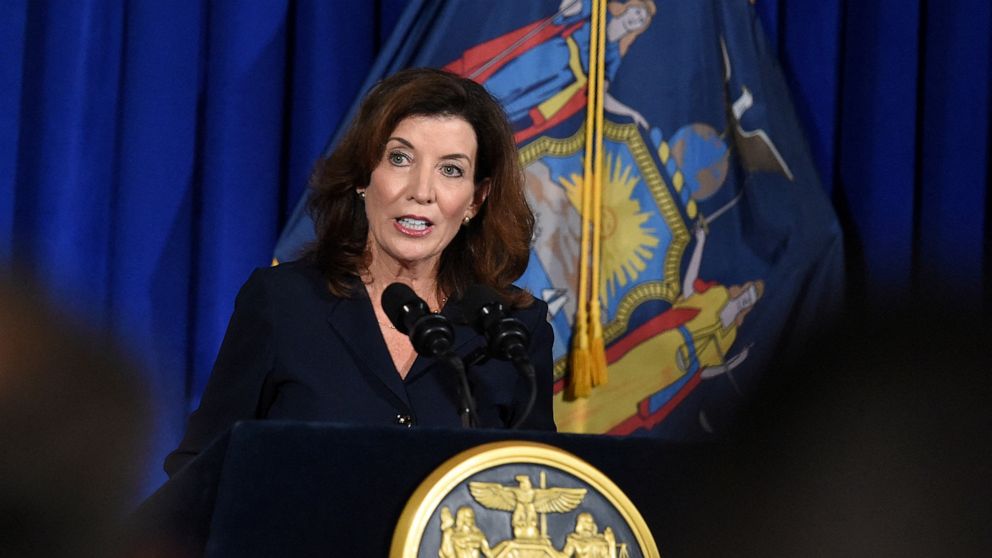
164, 260, 556, 476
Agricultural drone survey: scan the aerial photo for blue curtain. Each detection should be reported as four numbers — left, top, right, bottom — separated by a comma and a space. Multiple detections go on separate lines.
0, 0, 405, 490
1, 0, 989, 490
756, 0, 991, 307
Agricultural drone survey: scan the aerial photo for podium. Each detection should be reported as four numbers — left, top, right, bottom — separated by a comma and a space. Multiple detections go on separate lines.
134, 422, 719, 557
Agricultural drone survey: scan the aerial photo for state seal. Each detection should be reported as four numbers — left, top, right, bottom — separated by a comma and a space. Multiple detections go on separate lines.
391, 441, 659, 558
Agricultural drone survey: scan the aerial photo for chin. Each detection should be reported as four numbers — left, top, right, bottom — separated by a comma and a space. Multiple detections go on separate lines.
392, 239, 451, 262
385, 248, 443, 268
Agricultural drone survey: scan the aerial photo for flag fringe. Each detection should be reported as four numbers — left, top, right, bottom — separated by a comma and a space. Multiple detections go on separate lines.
568, 344, 592, 399
589, 318, 608, 386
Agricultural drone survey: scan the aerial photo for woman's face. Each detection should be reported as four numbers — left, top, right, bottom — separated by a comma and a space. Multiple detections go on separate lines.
362, 115, 486, 274
619, 6, 649, 33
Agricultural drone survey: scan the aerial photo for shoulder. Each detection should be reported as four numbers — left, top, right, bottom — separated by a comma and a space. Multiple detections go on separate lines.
239, 258, 338, 308
506, 288, 550, 328
249, 257, 323, 283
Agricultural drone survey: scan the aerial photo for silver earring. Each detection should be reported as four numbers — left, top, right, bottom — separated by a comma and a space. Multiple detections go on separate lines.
357, 190, 366, 200
462, 216, 471, 225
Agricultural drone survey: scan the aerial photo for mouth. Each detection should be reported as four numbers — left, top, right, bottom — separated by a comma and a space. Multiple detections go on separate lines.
394, 216, 434, 236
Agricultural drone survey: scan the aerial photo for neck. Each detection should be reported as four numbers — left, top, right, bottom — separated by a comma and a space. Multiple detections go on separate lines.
364, 258, 444, 312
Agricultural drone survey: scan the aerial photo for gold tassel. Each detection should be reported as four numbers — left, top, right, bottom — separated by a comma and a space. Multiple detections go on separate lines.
589, 309, 608, 387
568, 322, 592, 399
567, 0, 602, 400
587, 0, 609, 389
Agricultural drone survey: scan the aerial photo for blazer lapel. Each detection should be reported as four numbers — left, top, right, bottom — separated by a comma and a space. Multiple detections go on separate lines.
325, 294, 410, 407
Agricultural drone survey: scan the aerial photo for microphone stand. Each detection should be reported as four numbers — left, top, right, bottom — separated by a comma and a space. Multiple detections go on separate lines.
462, 345, 534, 429
439, 351, 478, 428
383, 281, 479, 429
505, 346, 536, 430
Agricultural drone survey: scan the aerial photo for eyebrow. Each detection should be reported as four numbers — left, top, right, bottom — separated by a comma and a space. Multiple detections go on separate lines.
385, 136, 473, 164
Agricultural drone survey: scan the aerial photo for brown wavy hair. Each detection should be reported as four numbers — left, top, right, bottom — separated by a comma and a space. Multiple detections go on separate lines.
305, 68, 534, 307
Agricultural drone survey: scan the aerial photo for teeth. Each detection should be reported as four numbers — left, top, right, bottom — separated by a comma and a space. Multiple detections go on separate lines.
397, 217, 429, 230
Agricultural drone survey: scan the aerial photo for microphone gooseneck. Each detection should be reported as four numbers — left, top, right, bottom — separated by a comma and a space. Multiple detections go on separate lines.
463, 284, 537, 429
380, 282, 477, 427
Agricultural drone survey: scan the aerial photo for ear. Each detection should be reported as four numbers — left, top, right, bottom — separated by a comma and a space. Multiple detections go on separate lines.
468, 178, 491, 218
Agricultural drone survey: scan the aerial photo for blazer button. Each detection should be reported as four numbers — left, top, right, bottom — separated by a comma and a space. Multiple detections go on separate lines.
395, 414, 415, 427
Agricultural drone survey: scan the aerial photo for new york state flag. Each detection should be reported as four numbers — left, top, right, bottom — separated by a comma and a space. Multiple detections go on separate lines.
275, 0, 843, 439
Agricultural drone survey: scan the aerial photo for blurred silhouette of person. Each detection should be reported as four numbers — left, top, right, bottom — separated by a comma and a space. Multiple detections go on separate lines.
680, 305, 992, 558
0, 272, 150, 557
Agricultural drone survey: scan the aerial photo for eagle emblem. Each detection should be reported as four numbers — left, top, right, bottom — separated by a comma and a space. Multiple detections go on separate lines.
469, 474, 587, 540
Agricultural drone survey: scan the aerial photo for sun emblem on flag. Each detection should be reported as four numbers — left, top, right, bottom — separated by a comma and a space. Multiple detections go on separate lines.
560, 152, 660, 300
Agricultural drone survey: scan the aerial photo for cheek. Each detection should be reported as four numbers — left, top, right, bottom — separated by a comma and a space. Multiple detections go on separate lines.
365, 178, 401, 216
441, 189, 476, 219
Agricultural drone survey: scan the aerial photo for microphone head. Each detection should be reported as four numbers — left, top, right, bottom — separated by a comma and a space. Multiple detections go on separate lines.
381, 282, 428, 334
381, 282, 455, 357
463, 283, 504, 330
463, 284, 530, 360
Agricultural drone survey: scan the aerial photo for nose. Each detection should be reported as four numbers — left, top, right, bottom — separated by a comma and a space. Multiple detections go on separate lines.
407, 164, 435, 204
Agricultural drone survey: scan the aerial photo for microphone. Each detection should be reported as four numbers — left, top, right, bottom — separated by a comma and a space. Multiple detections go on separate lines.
381, 282, 454, 357
380, 282, 476, 427
462, 284, 530, 362
462, 284, 536, 429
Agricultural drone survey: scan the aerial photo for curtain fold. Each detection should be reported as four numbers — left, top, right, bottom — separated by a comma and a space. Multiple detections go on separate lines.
757, 0, 991, 306
1, 0, 401, 491
0, 0, 28, 261
916, 0, 990, 298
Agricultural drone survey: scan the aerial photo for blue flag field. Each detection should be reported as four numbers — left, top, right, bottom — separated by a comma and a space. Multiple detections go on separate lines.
275, 0, 843, 439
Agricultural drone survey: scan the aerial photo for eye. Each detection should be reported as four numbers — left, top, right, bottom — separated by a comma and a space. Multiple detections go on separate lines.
439, 163, 464, 178
388, 151, 410, 166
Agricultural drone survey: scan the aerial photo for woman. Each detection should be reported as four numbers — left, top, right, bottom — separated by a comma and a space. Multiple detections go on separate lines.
164, 68, 555, 477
